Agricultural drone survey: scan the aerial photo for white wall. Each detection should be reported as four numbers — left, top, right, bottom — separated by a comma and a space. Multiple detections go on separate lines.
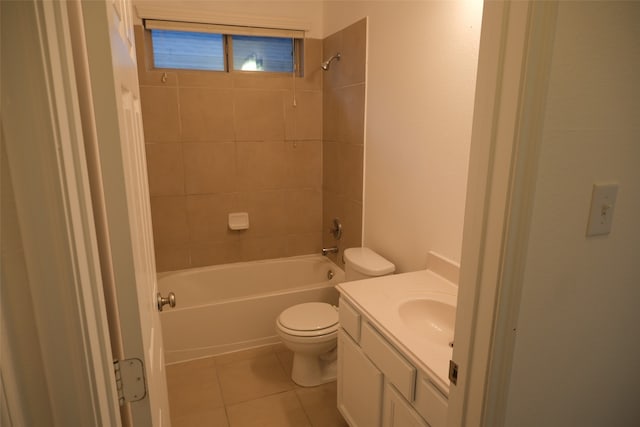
324, 1, 483, 272
133, 0, 324, 38
505, 2, 640, 425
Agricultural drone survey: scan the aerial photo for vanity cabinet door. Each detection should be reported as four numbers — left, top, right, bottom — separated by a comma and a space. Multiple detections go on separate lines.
383, 383, 429, 427
338, 329, 383, 427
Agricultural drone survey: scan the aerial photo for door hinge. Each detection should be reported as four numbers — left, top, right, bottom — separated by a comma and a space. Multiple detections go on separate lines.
449, 360, 459, 385
114, 358, 147, 406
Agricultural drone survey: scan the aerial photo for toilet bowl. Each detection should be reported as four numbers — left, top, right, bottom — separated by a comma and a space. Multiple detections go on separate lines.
276, 247, 395, 387
276, 302, 339, 387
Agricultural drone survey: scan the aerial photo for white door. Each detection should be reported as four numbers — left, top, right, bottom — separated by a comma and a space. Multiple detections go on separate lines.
77, 0, 170, 425
447, 1, 559, 425
1, 1, 121, 425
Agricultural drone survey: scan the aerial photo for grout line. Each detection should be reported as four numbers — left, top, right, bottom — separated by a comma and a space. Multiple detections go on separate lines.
167, 345, 343, 426
292, 388, 315, 427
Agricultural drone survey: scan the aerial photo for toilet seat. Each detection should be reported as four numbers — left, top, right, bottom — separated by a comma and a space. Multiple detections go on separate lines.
277, 302, 338, 337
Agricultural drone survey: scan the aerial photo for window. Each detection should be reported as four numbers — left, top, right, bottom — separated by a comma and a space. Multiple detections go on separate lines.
145, 20, 304, 74
151, 30, 224, 71
232, 36, 293, 72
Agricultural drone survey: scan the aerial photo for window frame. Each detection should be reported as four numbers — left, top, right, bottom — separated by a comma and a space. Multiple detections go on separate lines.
143, 20, 305, 76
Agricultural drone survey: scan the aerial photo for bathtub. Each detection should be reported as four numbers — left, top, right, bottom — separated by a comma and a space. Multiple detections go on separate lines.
157, 254, 344, 364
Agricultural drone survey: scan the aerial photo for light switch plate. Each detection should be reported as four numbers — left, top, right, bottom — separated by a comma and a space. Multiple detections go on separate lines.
586, 183, 618, 236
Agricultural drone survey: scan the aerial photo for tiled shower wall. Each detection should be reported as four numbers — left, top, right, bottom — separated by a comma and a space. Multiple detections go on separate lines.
322, 18, 367, 268
135, 26, 325, 272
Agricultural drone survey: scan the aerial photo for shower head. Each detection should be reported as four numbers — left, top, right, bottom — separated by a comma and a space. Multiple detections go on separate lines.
321, 53, 341, 70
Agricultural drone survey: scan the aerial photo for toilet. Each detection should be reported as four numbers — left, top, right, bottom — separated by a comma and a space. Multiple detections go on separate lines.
276, 247, 395, 387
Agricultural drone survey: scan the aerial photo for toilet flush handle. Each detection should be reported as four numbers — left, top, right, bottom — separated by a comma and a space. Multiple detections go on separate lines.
157, 292, 176, 312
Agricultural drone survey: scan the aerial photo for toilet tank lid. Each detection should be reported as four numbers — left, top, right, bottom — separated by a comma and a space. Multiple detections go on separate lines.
344, 247, 395, 276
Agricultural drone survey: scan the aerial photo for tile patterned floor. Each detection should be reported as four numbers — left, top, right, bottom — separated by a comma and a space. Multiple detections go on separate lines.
166, 344, 349, 427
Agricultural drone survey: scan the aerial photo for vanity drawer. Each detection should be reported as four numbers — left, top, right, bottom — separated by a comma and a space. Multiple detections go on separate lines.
339, 298, 361, 342
414, 374, 448, 427
361, 322, 416, 401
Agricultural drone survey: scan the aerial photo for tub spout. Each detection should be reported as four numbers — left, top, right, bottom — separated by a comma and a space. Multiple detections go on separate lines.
322, 247, 339, 256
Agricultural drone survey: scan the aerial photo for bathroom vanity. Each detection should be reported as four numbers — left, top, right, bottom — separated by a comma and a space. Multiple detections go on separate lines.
336, 270, 457, 427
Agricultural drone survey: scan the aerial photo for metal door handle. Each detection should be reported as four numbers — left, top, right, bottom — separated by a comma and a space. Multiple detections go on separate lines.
157, 292, 176, 311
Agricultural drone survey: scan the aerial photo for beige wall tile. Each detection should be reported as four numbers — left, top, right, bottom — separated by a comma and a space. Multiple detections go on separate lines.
241, 235, 287, 261
140, 86, 180, 142
322, 87, 340, 142
154, 243, 190, 272
136, 23, 368, 272
226, 390, 310, 427
190, 239, 242, 267
322, 31, 342, 90
298, 38, 323, 91
337, 83, 365, 145
139, 72, 178, 88
233, 73, 292, 90
179, 88, 235, 141
150, 196, 189, 245
186, 194, 239, 241
340, 143, 364, 202
236, 141, 286, 190
342, 199, 363, 251
285, 141, 322, 190
286, 232, 322, 257
322, 192, 346, 266
235, 190, 287, 237
145, 143, 184, 196
340, 18, 367, 86
322, 141, 341, 194
177, 70, 232, 88
321, 20, 366, 271
285, 189, 322, 234
183, 143, 237, 194
285, 90, 323, 141
234, 90, 285, 141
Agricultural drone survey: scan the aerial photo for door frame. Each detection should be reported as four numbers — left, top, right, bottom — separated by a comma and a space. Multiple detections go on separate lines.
1, 0, 120, 424
448, 1, 558, 425
3, 0, 560, 425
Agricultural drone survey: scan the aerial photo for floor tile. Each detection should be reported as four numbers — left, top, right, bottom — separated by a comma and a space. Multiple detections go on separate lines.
165, 346, 344, 426
170, 406, 229, 427
217, 353, 295, 405
296, 382, 348, 427
226, 391, 311, 427
166, 356, 225, 420
275, 349, 294, 377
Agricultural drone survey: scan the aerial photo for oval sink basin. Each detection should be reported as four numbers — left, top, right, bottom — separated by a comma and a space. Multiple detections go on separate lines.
398, 298, 455, 346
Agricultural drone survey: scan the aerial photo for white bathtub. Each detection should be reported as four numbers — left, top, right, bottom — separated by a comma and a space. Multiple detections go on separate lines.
157, 255, 344, 364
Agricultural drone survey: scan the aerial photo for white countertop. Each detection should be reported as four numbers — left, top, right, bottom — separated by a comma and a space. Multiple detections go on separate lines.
336, 269, 457, 394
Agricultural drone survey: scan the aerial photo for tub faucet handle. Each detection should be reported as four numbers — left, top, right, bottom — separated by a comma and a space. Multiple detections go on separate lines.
329, 218, 342, 240
322, 247, 339, 256
157, 291, 176, 312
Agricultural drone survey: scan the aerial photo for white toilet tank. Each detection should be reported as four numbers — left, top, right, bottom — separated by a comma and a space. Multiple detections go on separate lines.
343, 247, 395, 281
